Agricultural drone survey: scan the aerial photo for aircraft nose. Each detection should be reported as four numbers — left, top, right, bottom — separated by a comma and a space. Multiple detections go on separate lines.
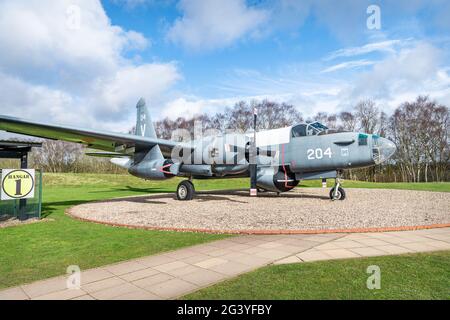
376, 137, 396, 163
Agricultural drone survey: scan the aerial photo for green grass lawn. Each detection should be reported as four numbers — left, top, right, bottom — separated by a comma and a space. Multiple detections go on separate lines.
0, 174, 239, 289
184, 251, 450, 300
0, 173, 448, 290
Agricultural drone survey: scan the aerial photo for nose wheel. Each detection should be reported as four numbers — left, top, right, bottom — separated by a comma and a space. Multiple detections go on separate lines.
176, 180, 195, 200
330, 177, 346, 200
329, 186, 345, 200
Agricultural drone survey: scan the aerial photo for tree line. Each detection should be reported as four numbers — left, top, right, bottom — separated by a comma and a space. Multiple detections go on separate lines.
153, 96, 448, 182
3, 95, 448, 182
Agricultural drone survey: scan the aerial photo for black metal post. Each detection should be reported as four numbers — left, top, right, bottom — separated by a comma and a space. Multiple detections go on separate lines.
18, 151, 28, 220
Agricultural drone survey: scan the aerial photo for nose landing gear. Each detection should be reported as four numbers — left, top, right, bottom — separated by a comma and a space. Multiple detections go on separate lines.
330, 177, 346, 200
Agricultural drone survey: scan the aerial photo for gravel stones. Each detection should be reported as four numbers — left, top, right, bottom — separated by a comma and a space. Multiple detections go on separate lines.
69, 188, 450, 232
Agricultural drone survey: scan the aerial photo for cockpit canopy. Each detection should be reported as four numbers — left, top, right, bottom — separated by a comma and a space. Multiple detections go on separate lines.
291, 121, 329, 138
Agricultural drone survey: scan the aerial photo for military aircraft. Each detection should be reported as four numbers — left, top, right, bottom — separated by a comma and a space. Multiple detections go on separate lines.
0, 98, 396, 201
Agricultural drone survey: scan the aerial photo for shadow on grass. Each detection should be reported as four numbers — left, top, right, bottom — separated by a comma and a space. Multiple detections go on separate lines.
83, 189, 330, 205
195, 195, 247, 203
198, 189, 330, 200
41, 200, 87, 218
41, 187, 330, 218
87, 186, 172, 194
40, 186, 174, 218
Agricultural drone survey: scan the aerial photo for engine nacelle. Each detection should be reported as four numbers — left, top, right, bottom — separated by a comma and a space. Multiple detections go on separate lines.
256, 166, 299, 192
128, 158, 176, 180
212, 164, 249, 176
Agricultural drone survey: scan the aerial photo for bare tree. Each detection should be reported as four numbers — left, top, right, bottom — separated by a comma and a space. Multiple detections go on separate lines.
338, 111, 357, 131
416, 97, 449, 182
355, 99, 379, 133
378, 111, 388, 136
225, 101, 253, 132
32, 140, 84, 173
390, 96, 449, 182
225, 100, 302, 131
312, 112, 328, 125
210, 112, 227, 132
252, 100, 303, 130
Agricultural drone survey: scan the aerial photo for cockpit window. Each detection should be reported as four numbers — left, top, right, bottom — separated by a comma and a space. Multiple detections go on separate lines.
292, 122, 329, 138
309, 122, 328, 131
358, 133, 368, 145
307, 122, 328, 136
372, 134, 379, 146
291, 124, 307, 137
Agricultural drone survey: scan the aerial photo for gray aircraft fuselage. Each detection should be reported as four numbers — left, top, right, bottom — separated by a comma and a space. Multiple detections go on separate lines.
149, 124, 396, 193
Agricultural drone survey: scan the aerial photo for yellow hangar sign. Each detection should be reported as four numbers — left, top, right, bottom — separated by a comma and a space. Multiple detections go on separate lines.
1, 169, 35, 200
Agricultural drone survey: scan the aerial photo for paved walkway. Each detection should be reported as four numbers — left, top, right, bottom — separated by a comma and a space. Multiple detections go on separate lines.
1, 227, 449, 300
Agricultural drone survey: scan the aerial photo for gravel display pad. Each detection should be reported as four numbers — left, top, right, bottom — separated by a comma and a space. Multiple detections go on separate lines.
68, 188, 450, 233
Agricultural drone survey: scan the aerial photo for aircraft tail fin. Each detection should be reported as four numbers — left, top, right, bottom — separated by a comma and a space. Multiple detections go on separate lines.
134, 97, 164, 161
135, 98, 157, 138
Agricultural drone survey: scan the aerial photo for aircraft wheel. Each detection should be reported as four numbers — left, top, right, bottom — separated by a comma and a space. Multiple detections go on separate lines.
176, 180, 195, 201
329, 186, 346, 201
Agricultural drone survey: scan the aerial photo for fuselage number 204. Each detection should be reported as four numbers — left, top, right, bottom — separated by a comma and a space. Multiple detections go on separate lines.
307, 147, 332, 160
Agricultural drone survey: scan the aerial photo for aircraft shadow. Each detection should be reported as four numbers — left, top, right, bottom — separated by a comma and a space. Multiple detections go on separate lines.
200, 190, 330, 200
41, 200, 87, 218
39, 189, 329, 218
90, 189, 330, 204
87, 186, 169, 194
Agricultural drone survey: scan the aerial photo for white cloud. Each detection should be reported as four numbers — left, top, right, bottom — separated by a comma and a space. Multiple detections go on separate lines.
179, 41, 449, 118
93, 64, 180, 120
160, 66, 348, 120
160, 91, 345, 121
0, 72, 78, 124
320, 42, 450, 113
325, 40, 406, 61
0, 1, 145, 84
321, 60, 375, 73
167, 0, 268, 50
350, 42, 443, 100
162, 97, 210, 119
0, 0, 180, 131
161, 96, 243, 120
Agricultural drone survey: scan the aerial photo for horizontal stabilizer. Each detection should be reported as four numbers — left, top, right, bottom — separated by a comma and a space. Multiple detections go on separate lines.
110, 157, 132, 169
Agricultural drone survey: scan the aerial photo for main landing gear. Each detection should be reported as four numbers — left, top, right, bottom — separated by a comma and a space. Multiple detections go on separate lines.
176, 179, 195, 200
329, 177, 346, 201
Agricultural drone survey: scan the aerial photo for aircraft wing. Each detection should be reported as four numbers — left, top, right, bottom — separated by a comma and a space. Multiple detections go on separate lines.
0, 115, 180, 157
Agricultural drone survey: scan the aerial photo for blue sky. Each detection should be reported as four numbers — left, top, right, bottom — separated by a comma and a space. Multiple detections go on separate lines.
0, 0, 449, 131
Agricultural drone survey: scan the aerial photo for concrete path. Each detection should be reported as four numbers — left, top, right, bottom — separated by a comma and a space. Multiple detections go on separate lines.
1, 227, 449, 300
